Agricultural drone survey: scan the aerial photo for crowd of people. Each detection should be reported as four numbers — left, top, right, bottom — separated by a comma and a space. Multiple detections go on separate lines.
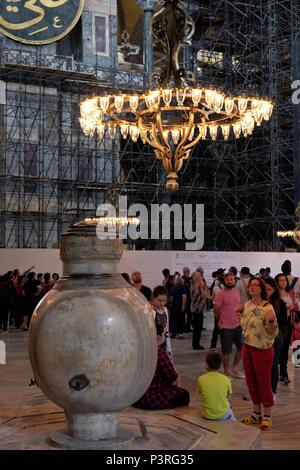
125, 260, 300, 431
0, 267, 59, 331
1, 260, 300, 431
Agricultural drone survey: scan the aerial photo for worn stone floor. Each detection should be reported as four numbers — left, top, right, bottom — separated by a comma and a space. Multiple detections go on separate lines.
0, 310, 299, 450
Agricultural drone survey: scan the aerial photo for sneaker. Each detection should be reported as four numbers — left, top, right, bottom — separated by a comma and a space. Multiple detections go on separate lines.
193, 345, 205, 350
273, 394, 276, 403
175, 334, 184, 339
242, 414, 262, 425
231, 368, 246, 379
261, 419, 272, 431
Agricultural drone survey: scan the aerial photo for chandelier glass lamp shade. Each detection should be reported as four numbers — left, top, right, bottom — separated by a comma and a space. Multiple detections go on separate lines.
79, 0, 274, 192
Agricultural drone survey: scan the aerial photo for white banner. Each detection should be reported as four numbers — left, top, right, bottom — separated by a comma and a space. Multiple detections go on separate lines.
1, 249, 299, 290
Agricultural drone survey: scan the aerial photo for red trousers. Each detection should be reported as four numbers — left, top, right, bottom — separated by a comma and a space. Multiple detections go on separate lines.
242, 343, 274, 407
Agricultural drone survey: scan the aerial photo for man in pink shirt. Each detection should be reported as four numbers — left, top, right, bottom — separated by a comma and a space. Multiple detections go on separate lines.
214, 273, 244, 378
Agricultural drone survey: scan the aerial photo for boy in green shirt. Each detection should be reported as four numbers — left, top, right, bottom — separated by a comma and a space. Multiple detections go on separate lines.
197, 351, 236, 421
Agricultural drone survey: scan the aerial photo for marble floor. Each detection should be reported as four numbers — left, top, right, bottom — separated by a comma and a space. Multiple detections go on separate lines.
0, 310, 299, 450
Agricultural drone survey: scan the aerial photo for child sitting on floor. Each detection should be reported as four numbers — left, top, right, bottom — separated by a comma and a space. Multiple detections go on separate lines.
197, 351, 236, 421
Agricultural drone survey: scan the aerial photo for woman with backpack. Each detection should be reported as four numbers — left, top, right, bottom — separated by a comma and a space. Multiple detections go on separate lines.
275, 273, 295, 385
264, 277, 288, 398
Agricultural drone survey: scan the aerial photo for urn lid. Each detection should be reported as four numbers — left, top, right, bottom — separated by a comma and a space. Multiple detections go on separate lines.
60, 216, 139, 237
60, 219, 103, 237
59, 219, 124, 276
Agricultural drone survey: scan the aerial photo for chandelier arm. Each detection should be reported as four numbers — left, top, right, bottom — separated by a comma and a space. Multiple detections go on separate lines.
138, 123, 164, 160
156, 111, 170, 149
176, 147, 191, 164
174, 111, 195, 162
150, 122, 165, 152
180, 129, 206, 158
156, 112, 174, 172
138, 124, 152, 145
138, 125, 157, 150
154, 149, 165, 163
172, 112, 194, 172
139, 129, 165, 159
147, 122, 170, 163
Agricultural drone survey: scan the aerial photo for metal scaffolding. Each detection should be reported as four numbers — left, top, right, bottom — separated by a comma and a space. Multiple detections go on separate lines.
0, 0, 299, 251
188, 0, 298, 251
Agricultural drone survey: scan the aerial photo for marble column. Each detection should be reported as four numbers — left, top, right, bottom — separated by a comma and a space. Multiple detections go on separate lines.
137, 0, 155, 79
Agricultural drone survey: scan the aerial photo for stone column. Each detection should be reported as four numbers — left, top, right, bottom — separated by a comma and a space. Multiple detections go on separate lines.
137, 0, 155, 78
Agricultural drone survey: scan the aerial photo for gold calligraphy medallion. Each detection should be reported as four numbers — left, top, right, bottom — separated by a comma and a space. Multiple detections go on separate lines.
0, 0, 84, 44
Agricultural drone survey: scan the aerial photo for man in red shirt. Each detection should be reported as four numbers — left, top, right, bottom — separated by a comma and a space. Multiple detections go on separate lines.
214, 273, 244, 378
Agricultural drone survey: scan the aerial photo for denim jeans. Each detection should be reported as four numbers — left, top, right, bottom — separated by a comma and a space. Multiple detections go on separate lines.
218, 408, 236, 421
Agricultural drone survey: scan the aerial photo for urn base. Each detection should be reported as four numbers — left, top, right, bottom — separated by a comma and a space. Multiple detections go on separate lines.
48, 427, 136, 450
65, 411, 119, 440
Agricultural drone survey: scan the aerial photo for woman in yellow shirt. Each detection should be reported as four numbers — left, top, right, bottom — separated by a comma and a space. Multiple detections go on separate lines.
236, 277, 278, 431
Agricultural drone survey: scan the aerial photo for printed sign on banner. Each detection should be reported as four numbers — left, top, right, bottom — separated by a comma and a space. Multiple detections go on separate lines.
173, 251, 240, 285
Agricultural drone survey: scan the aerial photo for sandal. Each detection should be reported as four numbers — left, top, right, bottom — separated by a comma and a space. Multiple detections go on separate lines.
242, 414, 262, 425
261, 419, 272, 431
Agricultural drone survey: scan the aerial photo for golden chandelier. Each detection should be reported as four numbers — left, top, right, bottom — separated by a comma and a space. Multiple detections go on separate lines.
277, 231, 300, 245
80, 0, 274, 192
277, 203, 300, 246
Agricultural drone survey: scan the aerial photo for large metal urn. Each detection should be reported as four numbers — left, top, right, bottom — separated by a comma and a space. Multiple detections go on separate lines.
28, 221, 157, 448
